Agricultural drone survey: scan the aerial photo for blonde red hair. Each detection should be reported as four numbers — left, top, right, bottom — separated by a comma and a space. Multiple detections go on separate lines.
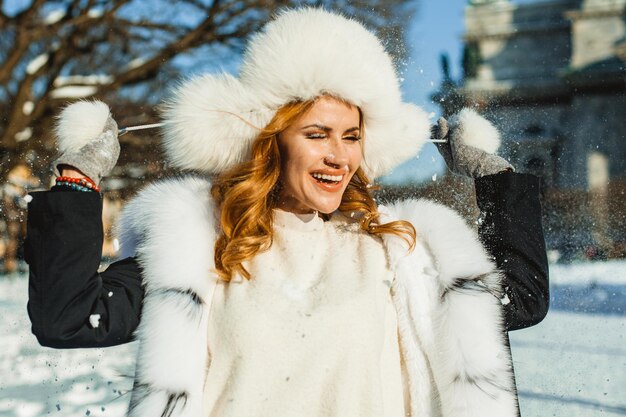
211, 96, 416, 281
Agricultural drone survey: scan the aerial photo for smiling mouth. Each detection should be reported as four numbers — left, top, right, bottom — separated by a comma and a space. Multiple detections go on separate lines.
311, 172, 343, 184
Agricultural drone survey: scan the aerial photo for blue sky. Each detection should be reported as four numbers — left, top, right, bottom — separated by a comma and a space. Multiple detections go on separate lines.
381, 0, 469, 184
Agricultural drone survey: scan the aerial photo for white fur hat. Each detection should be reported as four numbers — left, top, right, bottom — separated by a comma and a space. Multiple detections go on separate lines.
161, 7, 431, 179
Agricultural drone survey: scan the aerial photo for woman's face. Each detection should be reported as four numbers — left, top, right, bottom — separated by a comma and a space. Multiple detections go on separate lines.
277, 96, 362, 214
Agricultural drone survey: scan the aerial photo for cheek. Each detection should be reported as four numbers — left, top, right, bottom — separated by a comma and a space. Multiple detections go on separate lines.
281, 143, 324, 175
280, 151, 309, 190
355, 148, 363, 165
349, 146, 363, 171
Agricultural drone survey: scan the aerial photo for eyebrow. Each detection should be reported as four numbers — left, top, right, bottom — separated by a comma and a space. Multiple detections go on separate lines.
300, 124, 360, 133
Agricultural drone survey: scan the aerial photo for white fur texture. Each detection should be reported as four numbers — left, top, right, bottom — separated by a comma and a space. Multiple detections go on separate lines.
118, 177, 517, 417
449, 108, 501, 154
383, 200, 517, 416
161, 8, 431, 179
118, 177, 217, 416
161, 74, 275, 175
54, 100, 110, 153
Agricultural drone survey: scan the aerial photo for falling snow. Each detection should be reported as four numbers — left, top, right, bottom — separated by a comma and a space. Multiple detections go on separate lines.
14, 128, 32, 142
501, 293, 511, 305
89, 314, 101, 329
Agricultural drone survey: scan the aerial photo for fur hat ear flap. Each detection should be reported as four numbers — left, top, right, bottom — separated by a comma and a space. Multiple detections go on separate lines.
55, 100, 111, 153
362, 103, 431, 178
448, 108, 501, 154
161, 73, 275, 174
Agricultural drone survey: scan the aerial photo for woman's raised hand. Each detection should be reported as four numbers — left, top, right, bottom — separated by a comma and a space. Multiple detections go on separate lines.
432, 108, 513, 178
52, 101, 120, 185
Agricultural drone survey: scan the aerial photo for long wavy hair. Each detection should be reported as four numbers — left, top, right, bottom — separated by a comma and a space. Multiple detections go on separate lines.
211, 96, 416, 281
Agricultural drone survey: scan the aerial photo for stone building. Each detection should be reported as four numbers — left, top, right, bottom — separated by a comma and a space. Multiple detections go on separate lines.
439, 0, 626, 257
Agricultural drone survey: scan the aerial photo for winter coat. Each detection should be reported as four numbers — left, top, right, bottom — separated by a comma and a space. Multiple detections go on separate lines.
25, 171, 549, 416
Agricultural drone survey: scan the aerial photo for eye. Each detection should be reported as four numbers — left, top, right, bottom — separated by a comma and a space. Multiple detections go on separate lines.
343, 135, 362, 142
305, 133, 326, 139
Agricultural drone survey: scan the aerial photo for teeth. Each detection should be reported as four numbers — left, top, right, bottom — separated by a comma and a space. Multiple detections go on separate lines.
312, 173, 343, 182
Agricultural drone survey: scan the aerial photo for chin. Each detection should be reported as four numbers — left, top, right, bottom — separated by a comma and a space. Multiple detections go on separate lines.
309, 197, 343, 214
316, 205, 340, 215
282, 178, 350, 214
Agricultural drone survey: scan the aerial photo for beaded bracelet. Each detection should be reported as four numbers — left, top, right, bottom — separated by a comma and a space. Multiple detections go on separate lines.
55, 176, 101, 193
55, 181, 93, 192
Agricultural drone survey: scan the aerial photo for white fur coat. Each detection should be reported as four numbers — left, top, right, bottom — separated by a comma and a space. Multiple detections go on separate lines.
117, 176, 518, 417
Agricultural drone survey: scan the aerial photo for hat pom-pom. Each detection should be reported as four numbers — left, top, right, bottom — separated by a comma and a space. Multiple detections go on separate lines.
449, 108, 501, 154
55, 100, 111, 153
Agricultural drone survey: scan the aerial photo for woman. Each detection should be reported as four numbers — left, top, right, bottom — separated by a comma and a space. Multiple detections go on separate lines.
26, 8, 548, 417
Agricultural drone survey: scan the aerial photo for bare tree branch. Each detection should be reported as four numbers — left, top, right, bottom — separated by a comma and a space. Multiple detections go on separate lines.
15, 0, 45, 19
0, 0, 7, 25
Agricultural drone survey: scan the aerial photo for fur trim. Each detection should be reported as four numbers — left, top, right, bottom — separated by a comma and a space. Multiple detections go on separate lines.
118, 176, 218, 417
382, 199, 518, 417
161, 8, 430, 179
161, 74, 275, 175
449, 108, 501, 154
54, 100, 110, 153
384, 199, 501, 293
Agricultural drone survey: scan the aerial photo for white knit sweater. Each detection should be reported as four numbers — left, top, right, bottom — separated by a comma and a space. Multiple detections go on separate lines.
202, 210, 406, 417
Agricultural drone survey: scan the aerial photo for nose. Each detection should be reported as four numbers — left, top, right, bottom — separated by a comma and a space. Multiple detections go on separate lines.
324, 138, 350, 169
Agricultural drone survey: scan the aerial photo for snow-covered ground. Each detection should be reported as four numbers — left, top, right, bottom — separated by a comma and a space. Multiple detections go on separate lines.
510, 260, 626, 416
0, 277, 136, 417
1, 261, 625, 417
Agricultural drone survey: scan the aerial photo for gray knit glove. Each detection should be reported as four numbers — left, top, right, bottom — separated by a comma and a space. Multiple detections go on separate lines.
52, 101, 120, 186
432, 113, 513, 179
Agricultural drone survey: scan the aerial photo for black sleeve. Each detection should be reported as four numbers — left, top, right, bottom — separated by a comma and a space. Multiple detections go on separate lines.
475, 171, 549, 331
25, 189, 144, 348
